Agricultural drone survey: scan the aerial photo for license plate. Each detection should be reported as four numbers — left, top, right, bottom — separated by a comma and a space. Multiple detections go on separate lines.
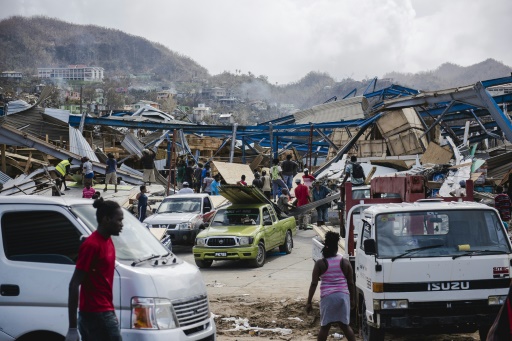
215, 252, 227, 257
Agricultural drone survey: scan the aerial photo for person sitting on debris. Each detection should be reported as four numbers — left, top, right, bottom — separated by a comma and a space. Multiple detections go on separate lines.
82, 184, 96, 199
211, 174, 221, 195
277, 188, 293, 215
313, 181, 331, 227
306, 231, 356, 341
237, 175, 248, 186
270, 158, 288, 201
261, 170, 272, 199
56, 157, 73, 191
178, 182, 194, 194
136, 185, 151, 223
104, 153, 118, 193
341, 156, 366, 187
140, 149, 156, 185
495, 185, 512, 224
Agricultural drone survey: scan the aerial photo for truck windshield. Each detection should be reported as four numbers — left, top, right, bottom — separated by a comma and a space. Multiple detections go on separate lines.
211, 208, 260, 226
157, 197, 201, 213
375, 209, 511, 259
71, 205, 169, 261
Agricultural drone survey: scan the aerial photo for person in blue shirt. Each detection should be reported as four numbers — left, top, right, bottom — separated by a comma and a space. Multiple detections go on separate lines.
312, 181, 331, 227
211, 174, 221, 195
136, 185, 151, 223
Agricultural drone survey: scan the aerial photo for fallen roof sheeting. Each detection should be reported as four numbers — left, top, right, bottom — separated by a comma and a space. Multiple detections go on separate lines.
69, 127, 99, 162
211, 161, 254, 185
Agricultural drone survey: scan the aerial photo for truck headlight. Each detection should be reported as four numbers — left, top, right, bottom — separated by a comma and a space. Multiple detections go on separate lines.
195, 237, 207, 246
238, 236, 254, 246
131, 297, 178, 329
176, 222, 192, 230
488, 295, 507, 305
373, 299, 408, 310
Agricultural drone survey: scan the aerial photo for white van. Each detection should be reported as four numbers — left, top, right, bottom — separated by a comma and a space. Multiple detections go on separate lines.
0, 196, 216, 341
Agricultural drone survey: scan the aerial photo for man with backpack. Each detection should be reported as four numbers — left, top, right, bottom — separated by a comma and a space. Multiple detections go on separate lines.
341, 156, 366, 187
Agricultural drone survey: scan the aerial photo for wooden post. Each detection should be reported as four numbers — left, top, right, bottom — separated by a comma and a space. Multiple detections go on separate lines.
1, 144, 6, 173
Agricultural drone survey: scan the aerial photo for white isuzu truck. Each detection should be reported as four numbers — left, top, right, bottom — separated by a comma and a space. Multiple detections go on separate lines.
315, 199, 511, 341
0, 196, 216, 341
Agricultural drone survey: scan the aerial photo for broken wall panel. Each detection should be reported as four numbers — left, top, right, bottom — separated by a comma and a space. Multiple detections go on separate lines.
211, 161, 255, 185
377, 108, 424, 138
420, 142, 453, 165
387, 129, 427, 156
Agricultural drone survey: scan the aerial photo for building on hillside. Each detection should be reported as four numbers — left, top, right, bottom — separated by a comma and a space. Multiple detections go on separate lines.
62, 89, 81, 102
190, 103, 211, 123
157, 89, 177, 100
218, 113, 235, 125
1, 71, 23, 79
38, 65, 104, 82
130, 100, 160, 111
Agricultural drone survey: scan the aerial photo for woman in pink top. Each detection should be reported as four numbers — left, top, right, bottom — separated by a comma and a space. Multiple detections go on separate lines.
306, 231, 356, 341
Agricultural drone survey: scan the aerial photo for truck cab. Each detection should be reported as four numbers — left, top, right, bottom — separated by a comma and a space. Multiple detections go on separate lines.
355, 200, 511, 340
143, 193, 215, 245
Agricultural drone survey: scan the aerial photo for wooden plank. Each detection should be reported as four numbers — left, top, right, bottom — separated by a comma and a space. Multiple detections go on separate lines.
211, 160, 255, 185
420, 142, 453, 165
5, 152, 49, 166
24, 152, 32, 173
364, 166, 377, 185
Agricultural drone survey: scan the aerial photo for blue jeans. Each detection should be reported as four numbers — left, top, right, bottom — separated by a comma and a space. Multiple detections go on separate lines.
316, 207, 329, 223
272, 179, 288, 201
79, 311, 122, 341
283, 175, 294, 190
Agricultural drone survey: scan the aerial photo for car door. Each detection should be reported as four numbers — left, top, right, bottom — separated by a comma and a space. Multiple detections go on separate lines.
262, 207, 279, 249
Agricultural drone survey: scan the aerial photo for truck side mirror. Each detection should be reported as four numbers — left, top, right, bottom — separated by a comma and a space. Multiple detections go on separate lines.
152, 208, 157, 214
363, 239, 377, 255
264, 220, 273, 226
203, 206, 211, 214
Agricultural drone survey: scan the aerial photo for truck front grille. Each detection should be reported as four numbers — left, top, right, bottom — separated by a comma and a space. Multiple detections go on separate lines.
207, 237, 236, 246
172, 295, 210, 327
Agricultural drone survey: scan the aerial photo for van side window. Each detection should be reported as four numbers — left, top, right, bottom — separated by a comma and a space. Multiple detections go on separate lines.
2, 211, 82, 264
360, 221, 372, 251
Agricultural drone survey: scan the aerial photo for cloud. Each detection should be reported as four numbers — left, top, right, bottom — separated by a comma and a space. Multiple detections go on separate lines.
1, 0, 511, 84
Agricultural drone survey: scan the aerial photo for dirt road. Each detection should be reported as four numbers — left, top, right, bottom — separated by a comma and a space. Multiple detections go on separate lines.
175, 229, 481, 341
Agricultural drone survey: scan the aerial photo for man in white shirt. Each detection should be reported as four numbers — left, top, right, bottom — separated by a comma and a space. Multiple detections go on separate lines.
178, 182, 194, 194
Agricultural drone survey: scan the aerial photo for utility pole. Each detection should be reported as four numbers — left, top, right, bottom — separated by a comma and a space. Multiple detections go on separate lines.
78, 86, 86, 133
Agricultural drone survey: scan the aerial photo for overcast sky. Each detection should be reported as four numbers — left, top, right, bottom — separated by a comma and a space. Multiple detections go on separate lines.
2, 0, 511, 85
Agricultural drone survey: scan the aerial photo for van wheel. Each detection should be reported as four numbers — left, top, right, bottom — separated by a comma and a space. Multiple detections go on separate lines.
17, 331, 64, 341
279, 231, 293, 254
360, 300, 384, 341
195, 259, 213, 268
479, 325, 491, 340
250, 242, 266, 268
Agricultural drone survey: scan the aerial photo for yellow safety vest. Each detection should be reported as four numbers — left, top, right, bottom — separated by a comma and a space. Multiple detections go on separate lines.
56, 160, 70, 176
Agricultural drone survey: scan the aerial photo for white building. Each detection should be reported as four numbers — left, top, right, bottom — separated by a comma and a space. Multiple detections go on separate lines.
38, 65, 104, 82
191, 103, 211, 123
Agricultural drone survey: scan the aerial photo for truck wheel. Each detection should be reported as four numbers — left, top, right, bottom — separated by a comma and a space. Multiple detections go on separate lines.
250, 242, 266, 268
360, 300, 384, 341
195, 259, 213, 268
279, 230, 293, 254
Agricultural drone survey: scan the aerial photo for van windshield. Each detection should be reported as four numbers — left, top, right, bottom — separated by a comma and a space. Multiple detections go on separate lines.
375, 209, 511, 259
71, 204, 169, 261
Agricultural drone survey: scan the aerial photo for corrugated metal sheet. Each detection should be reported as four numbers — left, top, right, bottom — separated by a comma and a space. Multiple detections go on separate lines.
486, 150, 512, 182
121, 133, 145, 158
294, 96, 368, 124
6, 100, 31, 115
120, 163, 143, 176
0, 170, 13, 184
69, 127, 100, 162
44, 108, 71, 123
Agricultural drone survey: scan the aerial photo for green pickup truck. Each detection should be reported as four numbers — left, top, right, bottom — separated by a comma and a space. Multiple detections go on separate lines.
193, 185, 297, 268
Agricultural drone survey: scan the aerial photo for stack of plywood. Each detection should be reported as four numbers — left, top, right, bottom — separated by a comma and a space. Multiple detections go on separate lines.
377, 108, 427, 156
186, 135, 224, 160
326, 128, 359, 160
327, 128, 387, 160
